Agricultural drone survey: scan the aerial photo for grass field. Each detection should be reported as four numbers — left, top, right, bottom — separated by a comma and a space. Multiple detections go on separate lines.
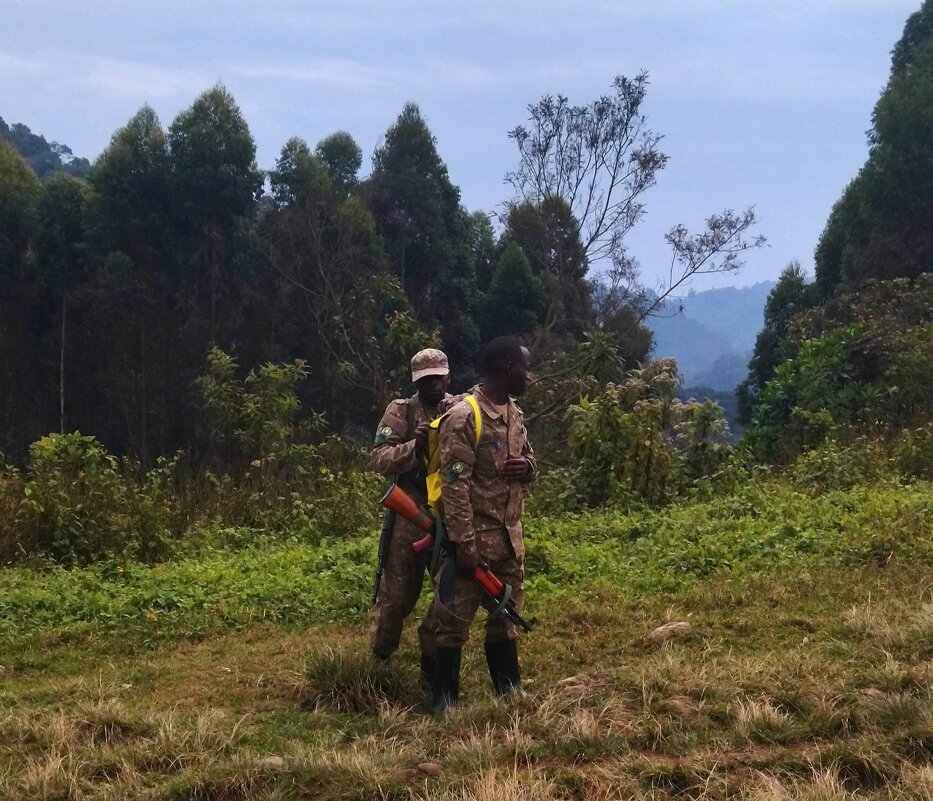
2, 478, 932, 800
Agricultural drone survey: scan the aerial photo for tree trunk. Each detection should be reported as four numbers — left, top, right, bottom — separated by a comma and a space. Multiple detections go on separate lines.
59, 297, 66, 433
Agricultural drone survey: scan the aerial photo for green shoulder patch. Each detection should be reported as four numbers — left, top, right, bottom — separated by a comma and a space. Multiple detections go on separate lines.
446, 460, 466, 481
374, 425, 394, 445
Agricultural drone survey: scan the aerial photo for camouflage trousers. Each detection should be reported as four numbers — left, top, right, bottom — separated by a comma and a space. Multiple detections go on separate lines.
434, 552, 524, 649
369, 515, 439, 659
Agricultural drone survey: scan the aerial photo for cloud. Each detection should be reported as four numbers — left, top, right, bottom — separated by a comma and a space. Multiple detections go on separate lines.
233, 57, 497, 92
0, 48, 210, 101
84, 58, 210, 99
233, 60, 393, 89
0, 50, 41, 75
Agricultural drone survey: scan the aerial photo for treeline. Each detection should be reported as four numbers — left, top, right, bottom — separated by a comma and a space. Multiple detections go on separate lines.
736, 0, 933, 463
2, 75, 765, 466
0, 94, 500, 461
0, 93, 591, 461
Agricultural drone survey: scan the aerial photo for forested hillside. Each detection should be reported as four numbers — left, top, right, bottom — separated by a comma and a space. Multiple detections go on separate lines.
0, 116, 90, 181
647, 281, 774, 387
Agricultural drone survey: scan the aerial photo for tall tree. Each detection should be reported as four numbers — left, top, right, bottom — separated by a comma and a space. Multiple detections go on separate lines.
33, 174, 94, 432
315, 131, 363, 193
168, 86, 262, 344
502, 197, 590, 337
467, 211, 497, 293
87, 106, 174, 459
367, 103, 479, 384
264, 137, 428, 423
507, 74, 763, 338
479, 243, 547, 340
0, 140, 41, 456
815, 0, 933, 296
736, 262, 819, 424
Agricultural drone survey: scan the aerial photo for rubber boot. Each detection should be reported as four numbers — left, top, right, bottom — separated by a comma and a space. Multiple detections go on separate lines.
484, 639, 527, 698
420, 652, 436, 691
432, 647, 461, 716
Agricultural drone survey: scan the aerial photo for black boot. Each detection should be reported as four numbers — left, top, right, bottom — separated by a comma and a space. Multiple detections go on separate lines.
432, 647, 461, 716
420, 652, 436, 691
484, 639, 527, 697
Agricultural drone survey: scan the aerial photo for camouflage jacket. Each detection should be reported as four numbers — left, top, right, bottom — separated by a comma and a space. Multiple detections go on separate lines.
371, 393, 447, 500
438, 388, 536, 561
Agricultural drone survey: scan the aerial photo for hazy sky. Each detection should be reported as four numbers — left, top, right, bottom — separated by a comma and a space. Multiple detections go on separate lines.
0, 0, 920, 292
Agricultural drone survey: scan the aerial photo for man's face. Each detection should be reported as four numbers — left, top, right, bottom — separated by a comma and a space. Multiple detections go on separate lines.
416, 374, 450, 407
505, 347, 532, 397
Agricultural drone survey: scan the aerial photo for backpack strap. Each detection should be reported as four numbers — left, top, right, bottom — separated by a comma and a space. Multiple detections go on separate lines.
463, 394, 482, 448
425, 393, 483, 512
405, 396, 418, 438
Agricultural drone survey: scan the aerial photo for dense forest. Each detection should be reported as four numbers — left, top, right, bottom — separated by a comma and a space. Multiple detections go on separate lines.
1, 74, 761, 467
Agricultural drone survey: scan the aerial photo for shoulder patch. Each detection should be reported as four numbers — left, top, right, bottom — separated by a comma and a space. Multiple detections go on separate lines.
446, 459, 466, 481
374, 425, 394, 445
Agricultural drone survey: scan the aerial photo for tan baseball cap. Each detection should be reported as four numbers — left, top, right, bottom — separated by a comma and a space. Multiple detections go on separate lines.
411, 348, 450, 382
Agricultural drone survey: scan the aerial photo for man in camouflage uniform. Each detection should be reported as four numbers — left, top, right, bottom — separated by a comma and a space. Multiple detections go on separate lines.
370, 348, 453, 683
432, 336, 536, 714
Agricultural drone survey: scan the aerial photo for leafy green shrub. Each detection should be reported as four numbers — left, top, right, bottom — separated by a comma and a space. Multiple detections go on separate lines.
2, 477, 930, 648
0, 461, 25, 563
194, 347, 378, 538
12, 433, 170, 565
742, 277, 933, 465
541, 359, 733, 511
792, 437, 893, 492
892, 423, 933, 481
281, 468, 381, 541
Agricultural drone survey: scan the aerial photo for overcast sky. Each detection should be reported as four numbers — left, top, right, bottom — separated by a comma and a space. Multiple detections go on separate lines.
1, 0, 920, 292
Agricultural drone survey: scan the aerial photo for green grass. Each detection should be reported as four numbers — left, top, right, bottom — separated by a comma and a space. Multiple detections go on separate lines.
1, 478, 932, 799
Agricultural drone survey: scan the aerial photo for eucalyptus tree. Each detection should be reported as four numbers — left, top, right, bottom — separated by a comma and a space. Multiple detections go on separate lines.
0, 140, 41, 456
368, 103, 479, 385
33, 174, 94, 433
815, 0, 933, 297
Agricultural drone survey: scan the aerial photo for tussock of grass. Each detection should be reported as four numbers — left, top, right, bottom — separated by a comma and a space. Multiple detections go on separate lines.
302, 647, 421, 713
735, 699, 796, 743
422, 768, 559, 801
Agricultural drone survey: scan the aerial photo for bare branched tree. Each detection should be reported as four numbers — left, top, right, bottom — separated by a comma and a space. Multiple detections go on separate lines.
506, 74, 766, 433
506, 73, 765, 340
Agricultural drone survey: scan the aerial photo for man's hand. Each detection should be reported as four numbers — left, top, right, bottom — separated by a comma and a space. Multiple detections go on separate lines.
437, 394, 456, 414
455, 540, 480, 573
414, 421, 430, 449
502, 457, 531, 481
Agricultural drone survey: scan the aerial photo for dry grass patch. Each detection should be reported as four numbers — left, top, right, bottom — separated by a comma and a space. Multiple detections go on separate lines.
734, 699, 796, 744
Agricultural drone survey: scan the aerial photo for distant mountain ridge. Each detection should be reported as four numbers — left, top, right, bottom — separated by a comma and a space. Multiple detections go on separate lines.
646, 281, 775, 391
0, 116, 90, 180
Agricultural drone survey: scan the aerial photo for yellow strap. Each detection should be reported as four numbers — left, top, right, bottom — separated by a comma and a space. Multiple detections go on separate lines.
428, 394, 482, 447
464, 394, 482, 448
426, 394, 483, 513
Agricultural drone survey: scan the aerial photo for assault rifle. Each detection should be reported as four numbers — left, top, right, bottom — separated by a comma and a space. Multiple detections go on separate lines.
379, 485, 536, 633
371, 480, 396, 605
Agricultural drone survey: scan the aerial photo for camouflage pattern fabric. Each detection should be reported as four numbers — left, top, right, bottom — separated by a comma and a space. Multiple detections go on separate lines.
369, 393, 447, 658
368, 515, 440, 657
434, 389, 536, 647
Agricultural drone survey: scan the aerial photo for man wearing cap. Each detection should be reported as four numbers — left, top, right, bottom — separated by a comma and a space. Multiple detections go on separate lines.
369, 348, 453, 682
